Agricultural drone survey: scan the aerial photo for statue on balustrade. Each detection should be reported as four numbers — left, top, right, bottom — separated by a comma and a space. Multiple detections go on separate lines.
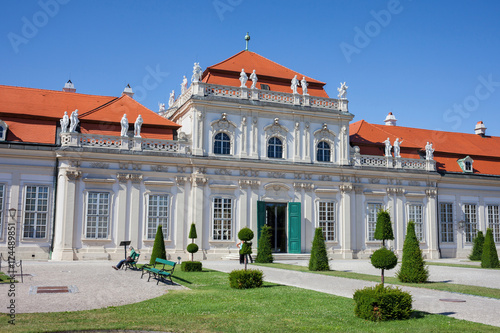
250, 70, 258, 89
393, 138, 403, 157
134, 115, 143, 138
425, 142, 434, 160
191, 62, 202, 83
168, 90, 175, 108
60, 111, 69, 133
240, 69, 248, 88
291, 75, 299, 94
384, 137, 392, 157
337, 82, 348, 99
301, 77, 308, 95
181, 75, 188, 94
69, 109, 79, 133
120, 114, 128, 137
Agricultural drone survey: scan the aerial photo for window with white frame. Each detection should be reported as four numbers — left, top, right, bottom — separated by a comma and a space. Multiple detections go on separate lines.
147, 194, 169, 239
267, 137, 283, 159
316, 141, 331, 162
487, 205, 500, 243
367, 203, 383, 241
212, 197, 232, 240
213, 132, 231, 155
318, 201, 336, 241
0, 184, 4, 237
85, 192, 110, 239
463, 203, 477, 243
439, 203, 454, 243
408, 204, 424, 242
23, 185, 49, 238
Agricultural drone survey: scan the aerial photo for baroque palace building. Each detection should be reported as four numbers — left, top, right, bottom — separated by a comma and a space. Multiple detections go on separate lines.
1, 50, 499, 261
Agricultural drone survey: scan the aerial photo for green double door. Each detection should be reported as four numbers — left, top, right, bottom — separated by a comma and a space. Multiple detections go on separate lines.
257, 201, 301, 254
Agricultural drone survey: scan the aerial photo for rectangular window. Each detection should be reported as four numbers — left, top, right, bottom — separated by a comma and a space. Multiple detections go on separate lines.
367, 203, 382, 241
86, 192, 110, 239
439, 203, 454, 243
0, 184, 4, 237
212, 198, 232, 240
23, 185, 49, 238
487, 205, 500, 243
408, 204, 424, 242
464, 204, 477, 243
147, 194, 169, 239
318, 201, 336, 241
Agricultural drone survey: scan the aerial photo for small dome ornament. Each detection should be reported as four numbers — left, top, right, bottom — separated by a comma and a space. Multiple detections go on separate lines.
245, 32, 250, 51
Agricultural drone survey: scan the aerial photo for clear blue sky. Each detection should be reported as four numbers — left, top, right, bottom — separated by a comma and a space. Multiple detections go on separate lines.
2, 0, 500, 136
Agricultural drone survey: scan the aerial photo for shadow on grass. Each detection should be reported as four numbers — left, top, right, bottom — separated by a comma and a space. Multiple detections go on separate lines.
172, 276, 193, 284
411, 311, 429, 319
437, 312, 457, 316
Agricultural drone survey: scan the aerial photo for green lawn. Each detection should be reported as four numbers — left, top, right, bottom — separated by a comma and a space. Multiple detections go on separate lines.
0, 269, 497, 333
253, 263, 500, 299
426, 261, 500, 270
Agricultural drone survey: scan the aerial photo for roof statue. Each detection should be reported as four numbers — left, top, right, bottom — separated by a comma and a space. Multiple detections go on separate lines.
239, 68, 248, 88
181, 75, 188, 94
384, 137, 392, 157
191, 62, 202, 83
60, 111, 69, 133
158, 102, 165, 112
134, 115, 143, 138
393, 138, 403, 157
168, 90, 175, 108
301, 77, 308, 95
337, 82, 348, 99
120, 114, 128, 137
425, 142, 434, 160
69, 109, 79, 133
291, 75, 299, 94
249, 70, 258, 89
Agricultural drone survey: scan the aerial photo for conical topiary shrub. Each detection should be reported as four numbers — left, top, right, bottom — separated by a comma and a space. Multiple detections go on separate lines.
308, 227, 329, 271
481, 228, 500, 268
372, 209, 396, 285
188, 222, 197, 241
374, 210, 394, 247
150, 225, 166, 265
256, 225, 273, 263
397, 221, 428, 283
469, 231, 484, 261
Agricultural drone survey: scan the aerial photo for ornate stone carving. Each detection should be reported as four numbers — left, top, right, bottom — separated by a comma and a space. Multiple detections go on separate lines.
239, 169, 248, 176
268, 172, 285, 178
408, 181, 419, 186
264, 118, 288, 140
239, 179, 260, 189
193, 177, 208, 186
215, 169, 231, 176
131, 163, 141, 171
354, 186, 364, 194
369, 178, 381, 184
211, 113, 237, 133
293, 182, 314, 191
60, 111, 69, 133
319, 175, 331, 181
117, 173, 129, 183
69, 160, 81, 168
177, 166, 185, 173
119, 162, 129, 170
176, 176, 189, 185
151, 165, 168, 172
340, 175, 350, 182
426, 189, 437, 197
90, 162, 109, 169
340, 184, 353, 193
195, 167, 206, 174
66, 170, 81, 180
314, 123, 336, 144
251, 170, 259, 177
263, 183, 292, 201
337, 82, 348, 99
129, 174, 143, 183
386, 187, 405, 195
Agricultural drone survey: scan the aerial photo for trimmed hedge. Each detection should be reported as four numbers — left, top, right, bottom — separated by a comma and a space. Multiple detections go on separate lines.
256, 225, 273, 263
469, 231, 484, 261
397, 221, 428, 283
229, 269, 263, 289
481, 228, 500, 268
181, 261, 202, 272
353, 284, 412, 321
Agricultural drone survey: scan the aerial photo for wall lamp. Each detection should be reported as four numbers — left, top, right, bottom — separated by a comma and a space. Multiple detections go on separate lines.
9, 208, 16, 218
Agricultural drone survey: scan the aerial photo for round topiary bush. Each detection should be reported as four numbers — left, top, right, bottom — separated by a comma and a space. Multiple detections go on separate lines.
187, 243, 199, 254
371, 248, 398, 270
238, 228, 254, 242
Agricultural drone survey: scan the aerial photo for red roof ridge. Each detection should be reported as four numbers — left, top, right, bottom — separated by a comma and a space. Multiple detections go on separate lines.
79, 95, 122, 118
0, 84, 116, 99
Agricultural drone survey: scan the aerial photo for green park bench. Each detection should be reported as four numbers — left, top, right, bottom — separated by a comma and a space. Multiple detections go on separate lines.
141, 258, 176, 285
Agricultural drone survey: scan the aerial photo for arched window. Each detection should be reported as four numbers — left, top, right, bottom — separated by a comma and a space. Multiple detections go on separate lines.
213, 132, 231, 155
267, 137, 283, 158
316, 141, 331, 162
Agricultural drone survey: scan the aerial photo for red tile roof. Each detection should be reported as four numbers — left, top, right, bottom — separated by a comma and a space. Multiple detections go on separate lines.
350, 119, 500, 175
202, 51, 329, 98
0, 85, 180, 144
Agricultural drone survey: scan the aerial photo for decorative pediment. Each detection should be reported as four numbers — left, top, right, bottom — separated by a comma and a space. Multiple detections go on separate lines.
211, 113, 237, 133
262, 182, 292, 201
313, 123, 336, 142
264, 118, 288, 139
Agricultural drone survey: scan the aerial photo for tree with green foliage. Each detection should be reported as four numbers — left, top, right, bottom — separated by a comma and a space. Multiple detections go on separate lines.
255, 225, 273, 263
469, 231, 484, 261
150, 225, 166, 265
481, 228, 500, 268
372, 209, 396, 285
397, 221, 429, 283
187, 223, 198, 261
308, 228, 330, 271
238, 227, 254, 270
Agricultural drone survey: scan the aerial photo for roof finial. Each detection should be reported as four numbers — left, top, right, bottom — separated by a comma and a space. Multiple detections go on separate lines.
245, 32, 250, 51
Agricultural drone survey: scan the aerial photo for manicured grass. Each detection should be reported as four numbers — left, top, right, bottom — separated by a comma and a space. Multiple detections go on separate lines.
253, 263, 500, 299
426, 261, 500, 270
0, 269, 497, 332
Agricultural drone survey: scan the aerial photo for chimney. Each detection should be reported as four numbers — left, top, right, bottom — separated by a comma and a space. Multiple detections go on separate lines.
122, 84, 134, 98
474, 121, 486, 136
384, 112, 397, 126
62, 80, 76, 93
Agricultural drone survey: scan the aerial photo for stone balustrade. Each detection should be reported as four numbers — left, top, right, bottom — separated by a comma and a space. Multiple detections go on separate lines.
353, 150, 435, 171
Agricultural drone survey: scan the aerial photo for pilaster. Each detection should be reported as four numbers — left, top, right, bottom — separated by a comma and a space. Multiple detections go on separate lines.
425, 188, 440, 259
340, 184, 354, 259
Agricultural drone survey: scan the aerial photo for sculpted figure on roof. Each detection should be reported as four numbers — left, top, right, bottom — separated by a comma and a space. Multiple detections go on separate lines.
69, 109, 79, 133
425, 142, 434, 160
60, 111, 69, 133
250, 70, 258, 89
134, 115, 143, 138
337, 82, 348, 99
192, 62, 202, 83
384, 137, 392, 157
301, 77, 308, 95
181, 75, 188, 94
393, 138, 403, 157
158, 103, 165, 112
291, 75, 299, 94
121, 114, 128, 137
240, 69, 248, 88
169, 90, 175, 108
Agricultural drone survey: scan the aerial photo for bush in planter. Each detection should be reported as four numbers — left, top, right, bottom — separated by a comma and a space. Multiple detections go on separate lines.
229, 269, 263, 289
481, 228, 500, 268
469, 231, 484, 261
256, 225, 273, 263
353, 284, 412, 321
309, 227, 330, 271
150, 225, 166, 265
181, 261, 202, 272
397, 221, 429, 283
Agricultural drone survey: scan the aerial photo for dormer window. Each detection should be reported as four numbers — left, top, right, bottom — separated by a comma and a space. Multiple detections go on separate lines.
0, 120, 8, 141
457, 156, 474, 173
